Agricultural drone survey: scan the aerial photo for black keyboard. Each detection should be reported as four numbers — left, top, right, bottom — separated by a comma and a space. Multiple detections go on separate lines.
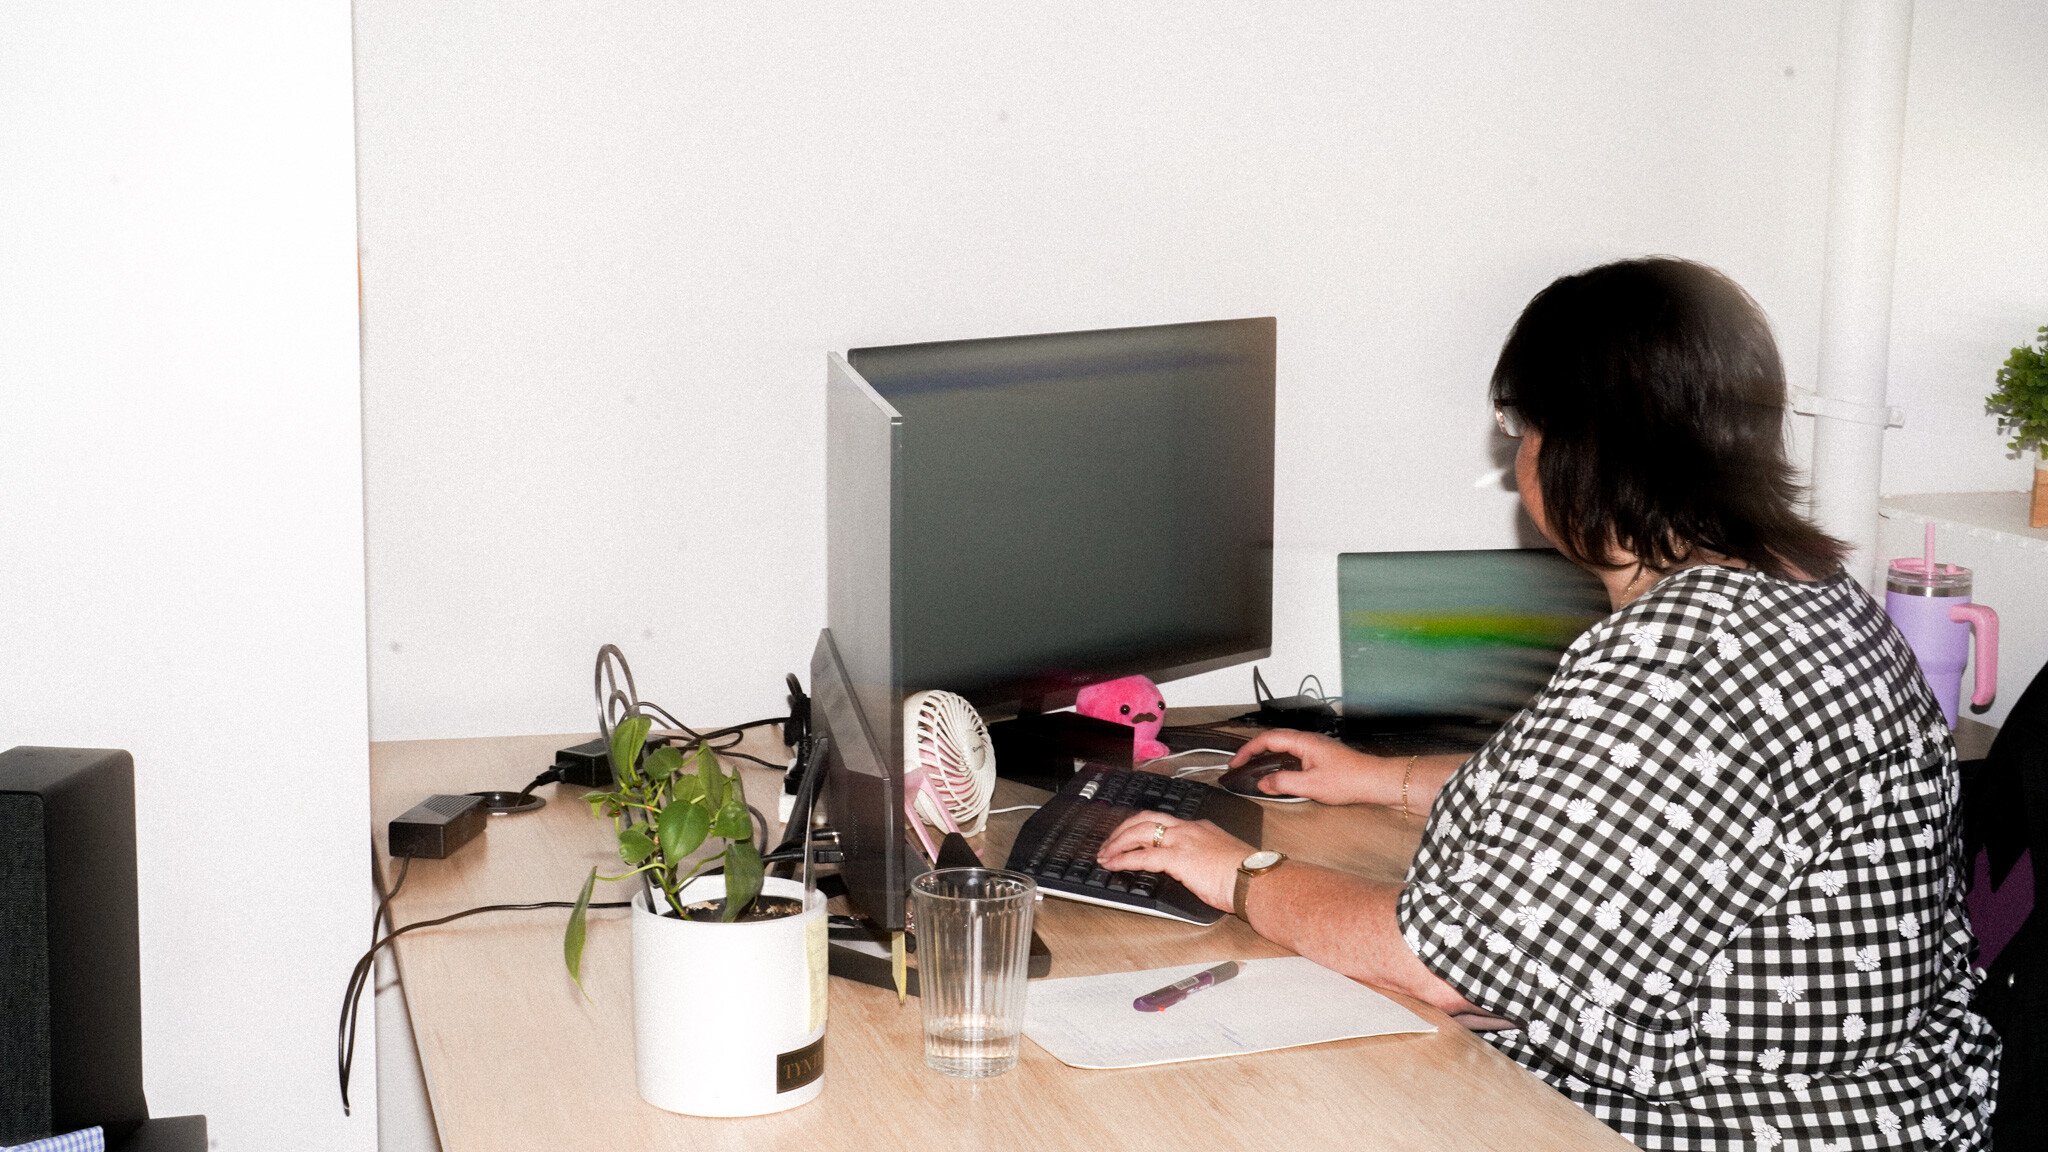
1004, 764, 1263, 925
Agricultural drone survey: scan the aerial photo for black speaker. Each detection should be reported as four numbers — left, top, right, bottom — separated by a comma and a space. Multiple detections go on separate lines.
0, 747, 149, 1146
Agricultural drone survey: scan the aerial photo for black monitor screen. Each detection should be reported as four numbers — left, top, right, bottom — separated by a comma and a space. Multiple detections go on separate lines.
848, 318, 1274, 710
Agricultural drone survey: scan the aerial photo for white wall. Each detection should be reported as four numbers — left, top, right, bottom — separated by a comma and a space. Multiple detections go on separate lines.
357, 1, 1853, 738
0, 7, 372, 1151
1885, 0, 2048, 496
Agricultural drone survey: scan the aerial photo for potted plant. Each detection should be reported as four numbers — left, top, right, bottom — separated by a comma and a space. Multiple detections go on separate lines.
1987, 323, 2048, 528
564, 713, 827, 1117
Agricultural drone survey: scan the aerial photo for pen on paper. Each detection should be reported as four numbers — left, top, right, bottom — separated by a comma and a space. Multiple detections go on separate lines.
1133, 961, 1240, 1012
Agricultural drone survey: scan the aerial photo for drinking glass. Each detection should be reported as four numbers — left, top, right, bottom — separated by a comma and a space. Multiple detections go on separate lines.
909, 867, 1036, 1078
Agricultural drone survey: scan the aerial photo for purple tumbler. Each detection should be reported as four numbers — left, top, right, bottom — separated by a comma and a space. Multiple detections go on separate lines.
1885, 546, 1999, 728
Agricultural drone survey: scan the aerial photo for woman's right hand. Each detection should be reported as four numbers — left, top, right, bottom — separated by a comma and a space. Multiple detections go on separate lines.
1226, 730, 1398, 807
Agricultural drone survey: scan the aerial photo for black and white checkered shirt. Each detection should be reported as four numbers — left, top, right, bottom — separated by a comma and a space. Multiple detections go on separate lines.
1396, 564, 1998, 1150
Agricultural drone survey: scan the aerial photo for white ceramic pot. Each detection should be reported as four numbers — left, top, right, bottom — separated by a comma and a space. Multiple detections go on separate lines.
631, 875, 828, 1117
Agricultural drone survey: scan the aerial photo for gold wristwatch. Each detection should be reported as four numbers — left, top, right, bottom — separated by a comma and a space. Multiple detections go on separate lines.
1233, 849, 1287, 920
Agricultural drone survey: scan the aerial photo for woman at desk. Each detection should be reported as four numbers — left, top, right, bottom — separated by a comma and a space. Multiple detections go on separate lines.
1099, 258, 1998, 1150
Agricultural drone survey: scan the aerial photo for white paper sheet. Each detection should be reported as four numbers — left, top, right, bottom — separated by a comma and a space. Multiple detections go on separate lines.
1022, 956, 1436, 1069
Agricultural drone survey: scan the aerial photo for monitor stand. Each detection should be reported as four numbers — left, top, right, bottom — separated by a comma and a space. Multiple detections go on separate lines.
987, 700, 1133, 792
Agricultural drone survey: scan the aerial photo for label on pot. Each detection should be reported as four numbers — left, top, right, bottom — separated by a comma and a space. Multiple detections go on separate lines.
776, 1035, 825, 1094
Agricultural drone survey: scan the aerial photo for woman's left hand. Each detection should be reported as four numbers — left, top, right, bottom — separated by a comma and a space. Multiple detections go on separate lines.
1096, 812, 1252, 915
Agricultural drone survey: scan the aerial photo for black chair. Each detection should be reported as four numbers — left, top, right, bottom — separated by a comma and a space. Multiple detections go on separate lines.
0, 748, 206, 1152
1963, 661, 2048, 1149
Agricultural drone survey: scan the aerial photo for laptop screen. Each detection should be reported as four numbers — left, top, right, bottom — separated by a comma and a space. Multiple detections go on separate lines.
1339, 549, 1610, 727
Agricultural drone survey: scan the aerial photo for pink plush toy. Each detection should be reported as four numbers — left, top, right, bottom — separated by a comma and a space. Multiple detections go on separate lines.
1076, 675, 1169, 762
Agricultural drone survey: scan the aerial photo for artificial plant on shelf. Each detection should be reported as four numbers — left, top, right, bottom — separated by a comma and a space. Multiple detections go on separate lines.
1986, 324, 2048, 528
562, 712, 770, 989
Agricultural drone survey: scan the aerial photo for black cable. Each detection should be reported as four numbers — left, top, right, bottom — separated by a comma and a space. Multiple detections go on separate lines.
517, 766, 564, 798
644, 711, 789, 771
769, 736, 832, 870
593, 645, 794, 776
700, 716, 790, 740
642, 701, 703, 740
373, 857, 410, 943
343, 852, 410, 1116
336, 832, 823, 1113
338, 896, 632, 1114
347, 854, 408, 1109
643, 708, 788, 754
668, 716, 789, 751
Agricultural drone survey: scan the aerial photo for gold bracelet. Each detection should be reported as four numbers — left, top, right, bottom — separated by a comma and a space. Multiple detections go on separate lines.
1400, 754, 1418, 819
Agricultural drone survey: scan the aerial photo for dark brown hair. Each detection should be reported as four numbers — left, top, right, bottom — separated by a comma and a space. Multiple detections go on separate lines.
1490, 257, 1846, 581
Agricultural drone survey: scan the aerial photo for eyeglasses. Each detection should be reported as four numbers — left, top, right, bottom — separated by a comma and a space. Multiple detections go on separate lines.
1493, 405, 1525, 439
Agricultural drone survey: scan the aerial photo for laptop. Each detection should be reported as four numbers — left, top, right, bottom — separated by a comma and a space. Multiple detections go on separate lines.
1338, 549, 1610, 755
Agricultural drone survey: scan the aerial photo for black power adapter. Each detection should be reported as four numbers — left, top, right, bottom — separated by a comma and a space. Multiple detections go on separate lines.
388, 794, 487, 859
552, 737, 618, 788
553, 730, 682, 789
1251, 666, 1339, 733
1256, 694, 1339, 732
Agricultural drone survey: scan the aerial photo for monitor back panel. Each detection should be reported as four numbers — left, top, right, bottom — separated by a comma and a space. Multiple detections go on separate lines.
849, 318, 1274, 710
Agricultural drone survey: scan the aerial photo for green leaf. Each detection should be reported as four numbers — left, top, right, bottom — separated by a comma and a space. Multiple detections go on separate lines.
1988, 324, 2048, 457
711, 797, 752, 841
673, 772, 707, 805
609, 715, 651, 786
618, 826, 656, 866
644, 746, 686, 782
695, 744, 724, 810
721, 841, 763, 922
655, 801, 683, 861
563, 866, 597, 994
658, 800, 710, 861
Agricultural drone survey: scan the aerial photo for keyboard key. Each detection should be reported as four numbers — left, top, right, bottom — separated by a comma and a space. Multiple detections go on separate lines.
1002, 765, 1255, 926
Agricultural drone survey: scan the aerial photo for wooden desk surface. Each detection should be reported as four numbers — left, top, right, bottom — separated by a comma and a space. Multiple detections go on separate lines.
372, 730, 1633, 1152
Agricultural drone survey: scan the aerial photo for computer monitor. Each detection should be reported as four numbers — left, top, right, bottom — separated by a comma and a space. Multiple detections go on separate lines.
818, 317, 1276, 931
1338, 548, 1610, 752
808, 628, 906, 933
848, 318, 1275, 715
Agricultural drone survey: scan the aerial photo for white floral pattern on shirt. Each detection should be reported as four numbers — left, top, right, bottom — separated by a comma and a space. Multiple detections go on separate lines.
1394, 565, 1998, 1150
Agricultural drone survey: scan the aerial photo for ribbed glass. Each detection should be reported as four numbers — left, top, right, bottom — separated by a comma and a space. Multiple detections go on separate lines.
910, 867, 1036, 1078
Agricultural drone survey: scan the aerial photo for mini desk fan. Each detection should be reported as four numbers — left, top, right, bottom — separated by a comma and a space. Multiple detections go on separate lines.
902, 690, 997, 861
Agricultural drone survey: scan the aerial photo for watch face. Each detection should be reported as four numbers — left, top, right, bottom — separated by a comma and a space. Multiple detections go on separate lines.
1243, 850, 1282, 871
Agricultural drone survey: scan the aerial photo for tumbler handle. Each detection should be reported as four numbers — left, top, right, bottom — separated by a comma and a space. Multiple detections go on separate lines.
1950, 603, 1999, 711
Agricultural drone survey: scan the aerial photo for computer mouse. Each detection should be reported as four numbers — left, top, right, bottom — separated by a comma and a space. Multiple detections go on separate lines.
1216, 752, 1308, 801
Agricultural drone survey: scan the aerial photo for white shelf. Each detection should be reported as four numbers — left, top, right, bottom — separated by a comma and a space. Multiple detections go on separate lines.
1878, 490, 2048, 552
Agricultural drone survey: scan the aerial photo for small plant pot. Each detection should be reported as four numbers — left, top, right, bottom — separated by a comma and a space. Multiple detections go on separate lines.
2032, 457, 2047, 529
631, 875, 827, 1117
